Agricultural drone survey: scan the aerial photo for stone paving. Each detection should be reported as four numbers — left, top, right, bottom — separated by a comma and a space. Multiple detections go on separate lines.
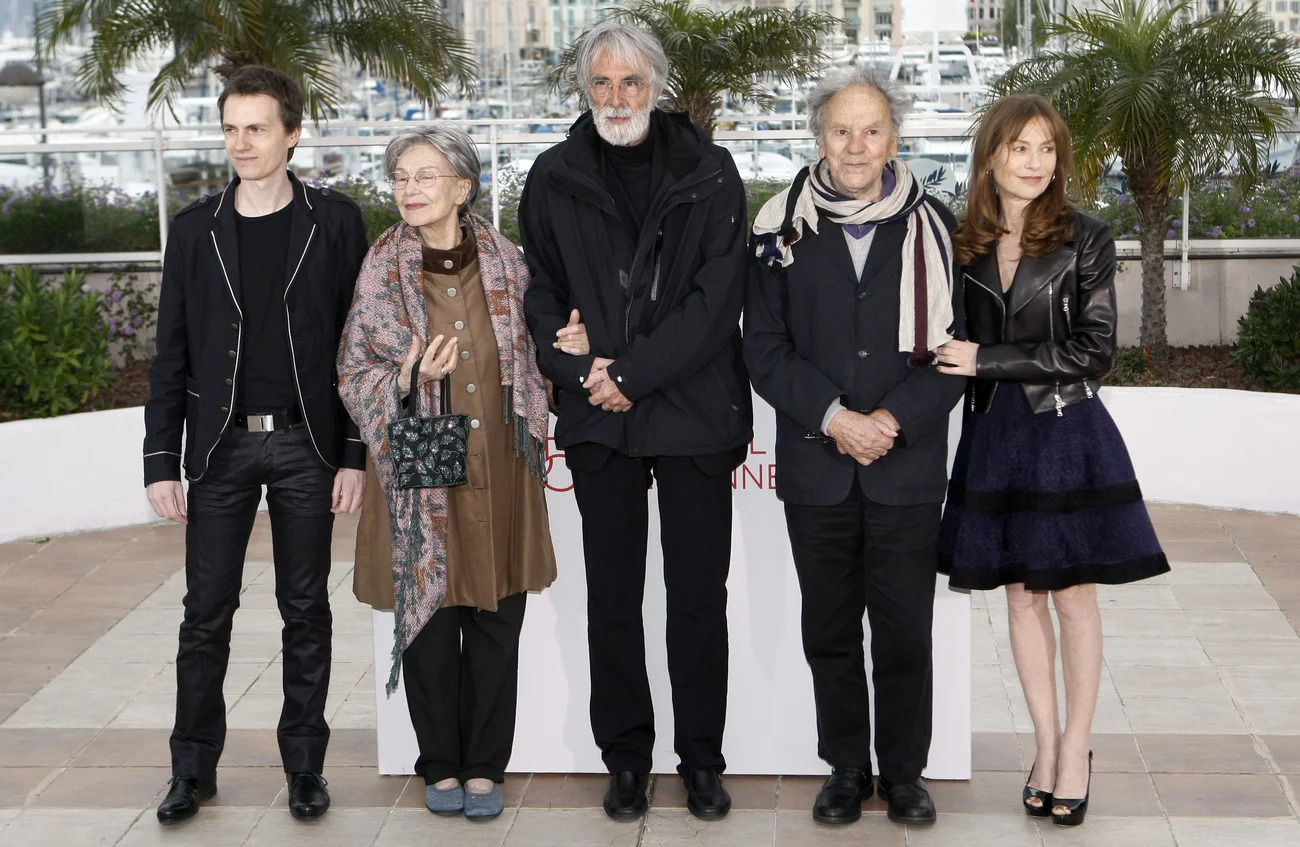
1, 503, 1299, 845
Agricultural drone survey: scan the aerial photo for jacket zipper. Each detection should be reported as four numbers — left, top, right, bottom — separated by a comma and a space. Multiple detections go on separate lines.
200, 232, 243, 482
965, 271, 1004, 412
283, 224, 335, 469
1050, 283, 1063, 417
1063, 295, 1094, 399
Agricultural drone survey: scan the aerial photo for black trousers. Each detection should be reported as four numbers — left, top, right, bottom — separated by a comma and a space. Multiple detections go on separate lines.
784, 484, 939, 784
402, 593, 527, 784
569, 447, 733, 776
171, 425, 335, 779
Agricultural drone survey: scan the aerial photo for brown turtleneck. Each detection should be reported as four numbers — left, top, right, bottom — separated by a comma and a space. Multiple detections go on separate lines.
353, 226, 557, 612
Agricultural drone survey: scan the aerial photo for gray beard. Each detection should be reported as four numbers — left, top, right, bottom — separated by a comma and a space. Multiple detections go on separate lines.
594, 105, 652, 146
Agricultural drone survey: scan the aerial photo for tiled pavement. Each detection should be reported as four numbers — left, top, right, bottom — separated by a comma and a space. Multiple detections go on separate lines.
1, 504, 1299, 845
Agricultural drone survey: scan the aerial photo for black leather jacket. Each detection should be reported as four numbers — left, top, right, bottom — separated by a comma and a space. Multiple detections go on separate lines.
963, 211, 1117, 416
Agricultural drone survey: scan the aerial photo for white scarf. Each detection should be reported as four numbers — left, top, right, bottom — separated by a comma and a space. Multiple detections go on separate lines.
753, 158, 956, 365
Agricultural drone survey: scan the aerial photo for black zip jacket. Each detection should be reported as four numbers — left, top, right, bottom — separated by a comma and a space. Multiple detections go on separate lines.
520, 110, 753, 457
143, 172, 369, 485
965, 211, 1117, 415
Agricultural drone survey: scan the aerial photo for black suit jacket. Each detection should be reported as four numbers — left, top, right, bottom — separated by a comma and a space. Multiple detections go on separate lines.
143, 172, 369, 485
743, 199, 967, 507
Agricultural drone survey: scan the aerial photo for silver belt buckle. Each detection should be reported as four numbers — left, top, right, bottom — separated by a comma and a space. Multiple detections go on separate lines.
247, 414, 276, 433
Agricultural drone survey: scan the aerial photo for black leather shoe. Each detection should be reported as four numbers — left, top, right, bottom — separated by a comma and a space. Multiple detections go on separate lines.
877, 777, 936, 825
156, 776, 216, 824
812, 767, 872, 825
287, 773, 330, 820
682, 769, 731, 820
602, 771, 649, 821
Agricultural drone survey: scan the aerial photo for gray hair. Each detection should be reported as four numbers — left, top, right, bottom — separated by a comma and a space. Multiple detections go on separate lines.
575, 19, 670, 98
807, 66, 911, 142
383, 124, 481, 215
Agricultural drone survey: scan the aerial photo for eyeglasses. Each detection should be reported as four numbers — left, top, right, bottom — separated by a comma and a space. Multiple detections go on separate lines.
385, 170, 457, 190
589, 78, 647, 98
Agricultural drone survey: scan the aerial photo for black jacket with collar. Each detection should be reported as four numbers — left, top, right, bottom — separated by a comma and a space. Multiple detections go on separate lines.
743, 197, 967, 507
965, 211, 1117, 416
143, 172, 369, 485
520, 109, 753, 457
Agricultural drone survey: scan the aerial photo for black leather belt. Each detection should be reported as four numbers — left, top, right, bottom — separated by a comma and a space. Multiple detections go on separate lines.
232, 407, 302, 432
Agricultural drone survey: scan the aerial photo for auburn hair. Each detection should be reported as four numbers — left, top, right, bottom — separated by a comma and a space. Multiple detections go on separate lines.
954, 93, 1076, 266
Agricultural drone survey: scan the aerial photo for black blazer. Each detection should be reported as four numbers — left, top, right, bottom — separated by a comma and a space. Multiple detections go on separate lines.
743, 199, 967, 507
965, 211, 1117, 415
143, 172, 369, 485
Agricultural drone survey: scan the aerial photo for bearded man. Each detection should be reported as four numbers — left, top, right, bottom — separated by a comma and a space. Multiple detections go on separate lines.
520, 19, 753, 825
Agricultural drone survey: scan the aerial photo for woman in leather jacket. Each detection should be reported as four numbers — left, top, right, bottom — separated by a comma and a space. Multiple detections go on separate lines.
933, 95, 1169, 827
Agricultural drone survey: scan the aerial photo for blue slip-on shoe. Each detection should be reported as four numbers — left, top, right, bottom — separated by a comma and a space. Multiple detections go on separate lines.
463, 784, 505, 820
425, 782, 464, 816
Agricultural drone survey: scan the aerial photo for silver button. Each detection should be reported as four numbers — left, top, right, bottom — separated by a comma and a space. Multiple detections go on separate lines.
466, 383, 477, 393
443, 259, 454, 270
460, 351, 470, 360
616, 376, 623, 383
454, 320, 465, 330
447, 287, 458, 297
470, 419, 481, 429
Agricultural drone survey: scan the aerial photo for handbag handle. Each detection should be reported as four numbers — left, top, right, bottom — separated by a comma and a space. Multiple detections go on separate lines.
407, 358, 453, 417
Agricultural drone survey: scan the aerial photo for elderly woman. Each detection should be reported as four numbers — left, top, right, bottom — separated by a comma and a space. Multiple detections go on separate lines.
935, 95, 1168, 827
337, 125, 557, 821
743, 66, 965, 828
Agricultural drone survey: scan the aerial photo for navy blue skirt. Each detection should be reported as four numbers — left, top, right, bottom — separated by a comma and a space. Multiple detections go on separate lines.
938, 385, 1169, 591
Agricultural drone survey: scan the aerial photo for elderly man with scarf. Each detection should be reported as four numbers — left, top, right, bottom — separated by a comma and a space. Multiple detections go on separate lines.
744, 66, 966, 828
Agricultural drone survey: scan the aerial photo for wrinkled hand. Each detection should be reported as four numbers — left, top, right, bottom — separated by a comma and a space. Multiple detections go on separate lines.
331, 468, 365, 514
554, 309, 590, 356
398, 334, 459, 396
936, 339, 979, 377
826, 409, 898, 466
585, 357, 631, 412
146, 480, 188, 525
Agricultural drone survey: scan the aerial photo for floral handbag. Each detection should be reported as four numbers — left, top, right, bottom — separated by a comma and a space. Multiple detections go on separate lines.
386, 362, 469, 489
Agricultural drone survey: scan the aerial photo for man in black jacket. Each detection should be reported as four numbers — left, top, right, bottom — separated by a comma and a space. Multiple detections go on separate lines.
520, 21, 752, 823
745, 67, 966, 828
142, 66, 367, 825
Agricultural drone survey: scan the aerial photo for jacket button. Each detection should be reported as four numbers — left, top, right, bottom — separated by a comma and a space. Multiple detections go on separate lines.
443, 259, 454, 270
230, 322, 238, 331
446, 287, 458, 297
466, 383, 477, 393
321, 188, 331, 196
460, 351, 470, 360
220, 406, 229, 413
224, 378, 233, 386
857, 350, 869, 359
470, 419, 481, 429
858, 292, 866, 300
227, 350, 236, 359
454, 320, 465, 330
198, 195, 209, 204
690, 192, 697, 199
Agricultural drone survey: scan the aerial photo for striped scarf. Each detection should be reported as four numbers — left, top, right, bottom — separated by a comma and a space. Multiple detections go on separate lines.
753, 158, 956, 365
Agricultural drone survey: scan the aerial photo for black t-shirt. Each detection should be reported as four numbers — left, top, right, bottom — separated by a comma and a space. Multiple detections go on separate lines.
601, 133, 656, 243
234, 203, 298, 413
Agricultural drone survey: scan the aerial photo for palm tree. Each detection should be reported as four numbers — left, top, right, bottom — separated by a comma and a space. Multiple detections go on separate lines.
37, 0, 476, 121
992, 0, 1300, 360
549, 0, 837, 135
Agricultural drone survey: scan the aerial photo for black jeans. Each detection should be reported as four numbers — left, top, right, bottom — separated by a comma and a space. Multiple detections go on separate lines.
784, 485, 940, 784
402, 593, 527, 785
170, 425, 335, 779
569, 447, 733, 776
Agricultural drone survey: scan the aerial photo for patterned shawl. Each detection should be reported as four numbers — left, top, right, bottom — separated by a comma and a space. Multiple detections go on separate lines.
752, 158, 955, 366
337, 214, 549, 695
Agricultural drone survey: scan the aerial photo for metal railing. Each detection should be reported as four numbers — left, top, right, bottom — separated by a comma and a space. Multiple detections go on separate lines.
2, 116, 1298, 284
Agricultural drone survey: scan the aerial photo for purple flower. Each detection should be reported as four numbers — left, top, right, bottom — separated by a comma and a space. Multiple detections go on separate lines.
1241, 205, 1251, 213
111, 290, 123, 302
1293, 215, 1299, 222
1247, 219, 1256, 228
1134, 224, 1142, 232
1172, 219, 1182, 228
123, 327, 135, 336
1209, 225, 1224, 237
131, 317, 142, 327
1167, 229, 1177, 238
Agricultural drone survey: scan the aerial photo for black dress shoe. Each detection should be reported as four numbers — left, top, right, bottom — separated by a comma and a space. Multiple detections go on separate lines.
812, 767, 872, 825
682, 769, 731, 820
602, 771, 649, 821
877, 777, 936, 825
156, 776, 216, 824
287, 773, 330, 820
